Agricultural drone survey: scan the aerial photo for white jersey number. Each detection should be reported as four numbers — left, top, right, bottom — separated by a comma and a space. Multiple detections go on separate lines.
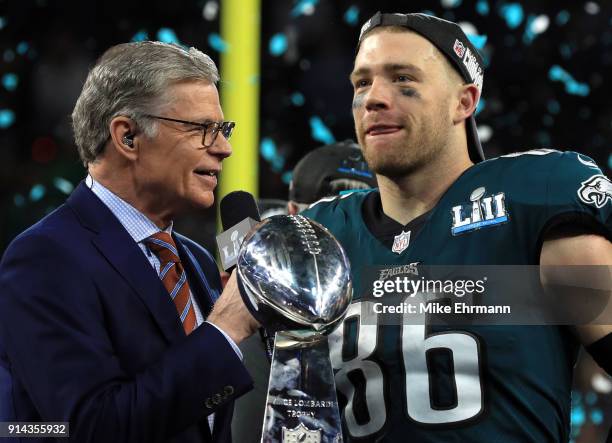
329, 301, 483, 438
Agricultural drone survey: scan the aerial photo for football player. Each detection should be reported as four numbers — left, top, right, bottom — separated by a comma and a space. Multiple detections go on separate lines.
302, 12, 612, 442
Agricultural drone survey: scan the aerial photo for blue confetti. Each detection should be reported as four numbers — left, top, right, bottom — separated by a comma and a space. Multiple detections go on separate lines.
608, 153, 612, 170
499, 3, 524, 29
0, 17, 6, 29
2, 73, 18, 91
590, 409, 603, 425
290, 92, 305, 106
260, 138, 285, 172
282, 171, 293, 185
53, 177, 74, 195
272, 156, 285, 172
441, 0, 462, 8
475, 98, 486, 116
0, 109, 15, 128
260, 138, 277, 160
131, 30, 149, 42
309, 116, 335, 145
344, 6, 359, 26
16, 41, 29, 55
548, 65, 590, 96
269, 33, 288, 56
3, 49, 14, 62
476, 0, 489, 15
542, 115, 554, 127
291, 0, 319, 17
547, 100, 560, 114
522, 15, 537, 45
208, 33, 229, 53
14, 194, 25, 207
157, 28, 179, 44
29, 184, 46, 202
467, 34, 488, 50
571, 406, 586, 427
556, 10, 570, 26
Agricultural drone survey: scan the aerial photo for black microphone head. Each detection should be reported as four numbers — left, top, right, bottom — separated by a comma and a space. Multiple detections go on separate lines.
220, 191, 261, 230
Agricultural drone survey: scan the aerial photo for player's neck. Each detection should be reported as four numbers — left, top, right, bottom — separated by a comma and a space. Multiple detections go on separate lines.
377, 153, 473, 225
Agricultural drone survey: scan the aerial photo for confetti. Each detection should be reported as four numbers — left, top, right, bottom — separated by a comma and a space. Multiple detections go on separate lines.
0, 109, 15, 128
29, 184, 46, 202
344, 6, 359, 26
269, 33, 288, 56
309, 116, 335, 145
499, 3, 524, 29
2, 73, 18, 91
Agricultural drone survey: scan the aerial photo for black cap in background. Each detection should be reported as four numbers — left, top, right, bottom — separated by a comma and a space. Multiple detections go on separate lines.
289, 140, 377, 204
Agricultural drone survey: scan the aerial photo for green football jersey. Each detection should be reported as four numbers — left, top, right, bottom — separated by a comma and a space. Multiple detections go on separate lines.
302, 149, 612, 442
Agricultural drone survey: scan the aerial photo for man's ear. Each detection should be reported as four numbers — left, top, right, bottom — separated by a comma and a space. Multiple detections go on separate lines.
109, 116, 139, 160
453, 84, 480, 125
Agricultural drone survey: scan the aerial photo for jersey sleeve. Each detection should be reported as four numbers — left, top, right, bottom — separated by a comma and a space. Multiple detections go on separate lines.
544, 151, 611, 239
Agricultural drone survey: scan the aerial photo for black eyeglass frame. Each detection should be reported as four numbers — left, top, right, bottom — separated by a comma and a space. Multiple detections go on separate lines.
145, 114, 236, 147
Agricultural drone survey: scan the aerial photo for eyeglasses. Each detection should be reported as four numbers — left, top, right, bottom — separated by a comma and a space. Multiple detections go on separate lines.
145, 114, 236, 147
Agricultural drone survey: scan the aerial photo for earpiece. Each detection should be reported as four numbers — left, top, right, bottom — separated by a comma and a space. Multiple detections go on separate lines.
122, 134, 134, 147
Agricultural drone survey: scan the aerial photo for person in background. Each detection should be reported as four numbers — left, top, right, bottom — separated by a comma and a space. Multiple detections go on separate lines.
0, 41, 259, 443
286, 139, 377, 214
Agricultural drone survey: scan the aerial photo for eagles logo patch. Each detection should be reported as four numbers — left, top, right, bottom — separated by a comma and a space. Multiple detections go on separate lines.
578, 174, 612, 208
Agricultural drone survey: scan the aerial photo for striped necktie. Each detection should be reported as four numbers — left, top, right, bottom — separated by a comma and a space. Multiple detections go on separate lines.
145, 232, 196, 335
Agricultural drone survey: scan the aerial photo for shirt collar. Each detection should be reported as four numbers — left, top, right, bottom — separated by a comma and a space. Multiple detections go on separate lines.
85, 174, 173, 242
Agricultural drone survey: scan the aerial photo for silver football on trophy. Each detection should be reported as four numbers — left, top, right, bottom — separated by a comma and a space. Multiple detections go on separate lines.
236, 215, 352, 340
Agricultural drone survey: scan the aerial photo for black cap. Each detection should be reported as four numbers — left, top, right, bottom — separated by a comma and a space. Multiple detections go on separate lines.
358, 12, 485, 163
289, 140, 377, 204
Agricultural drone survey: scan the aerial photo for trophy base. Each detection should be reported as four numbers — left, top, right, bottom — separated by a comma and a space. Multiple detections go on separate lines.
261, 331, 343, 443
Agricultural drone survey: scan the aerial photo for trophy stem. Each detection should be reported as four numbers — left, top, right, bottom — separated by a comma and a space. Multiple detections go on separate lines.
261, 331, 343, 443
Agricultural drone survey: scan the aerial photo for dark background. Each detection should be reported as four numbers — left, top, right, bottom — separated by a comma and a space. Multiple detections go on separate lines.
0, 1, 610, 440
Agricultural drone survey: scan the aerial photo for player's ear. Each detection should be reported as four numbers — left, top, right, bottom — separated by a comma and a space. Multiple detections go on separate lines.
453, 84, 480, 124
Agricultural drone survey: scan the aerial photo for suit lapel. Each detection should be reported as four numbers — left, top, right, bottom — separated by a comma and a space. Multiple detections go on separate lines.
67, 183, 185, 344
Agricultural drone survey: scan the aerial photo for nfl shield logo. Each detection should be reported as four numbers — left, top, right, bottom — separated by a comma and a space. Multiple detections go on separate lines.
453, 39, 466, 58
282, 423, 322, 443
391, 230, 411, 254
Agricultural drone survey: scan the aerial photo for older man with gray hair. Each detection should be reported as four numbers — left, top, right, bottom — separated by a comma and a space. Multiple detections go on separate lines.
0, 41, 259, 443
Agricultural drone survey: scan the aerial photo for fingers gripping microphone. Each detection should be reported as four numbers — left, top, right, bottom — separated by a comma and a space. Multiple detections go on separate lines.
217, 192, 274, 360
216, 191, 261, 272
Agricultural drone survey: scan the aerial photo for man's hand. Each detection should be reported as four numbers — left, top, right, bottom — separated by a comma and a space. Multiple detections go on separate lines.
208, 271, 260, 345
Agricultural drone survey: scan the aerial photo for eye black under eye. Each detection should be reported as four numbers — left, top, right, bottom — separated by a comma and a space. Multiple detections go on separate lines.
400, 88, 418, 97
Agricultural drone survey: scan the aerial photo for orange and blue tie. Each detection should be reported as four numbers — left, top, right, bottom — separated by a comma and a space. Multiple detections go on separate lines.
146, 232, 196, 335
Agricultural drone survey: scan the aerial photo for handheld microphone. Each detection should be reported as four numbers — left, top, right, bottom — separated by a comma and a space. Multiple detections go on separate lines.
216, 191, 261, 272
217, 191, 274, 360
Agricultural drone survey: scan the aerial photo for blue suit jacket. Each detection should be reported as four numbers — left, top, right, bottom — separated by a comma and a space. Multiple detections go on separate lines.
0, 183, 253, 442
